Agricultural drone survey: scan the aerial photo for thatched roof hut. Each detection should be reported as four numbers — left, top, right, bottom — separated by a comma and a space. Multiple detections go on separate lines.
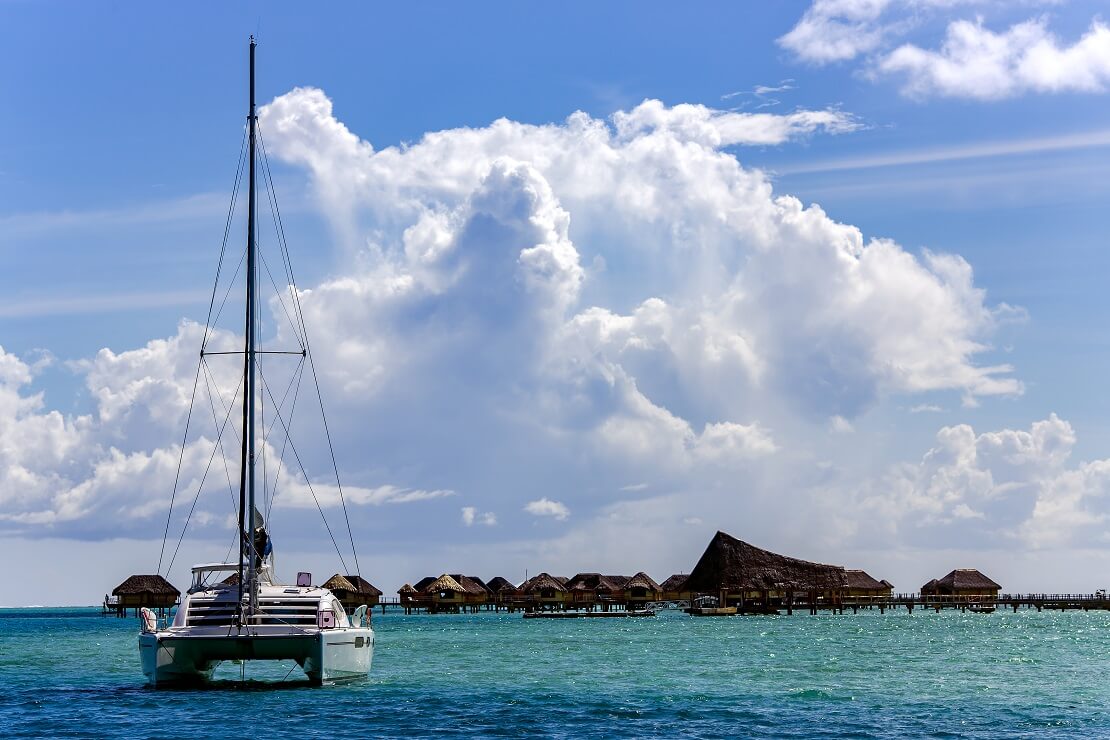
563, 573, 626, 605
920, 578, 940, 595
348, 575, 383, 596
423, 574, 467, 595
323, 574, 383, 608
465, 575, 492, 593
522, 572, 566, 593
450, 574, 489, 594
522, 572, 568, 605
625, 572, 661, 591
880, 579, 894, 590
486, 576, 518, 593
660, 574, 687, 591
324, 574, 357, 593
413, 576, 437, 592
485, 576, 522, 602
660, 574, 691, 598
845, 569, 890, 595
929, 569, 1001, 595
682, 531, 848, 594
447, 574, 491, 602
112, 574, 180, 609
624, 572, 662, 603
566, 573, 626, 594
398, 583, 417, 604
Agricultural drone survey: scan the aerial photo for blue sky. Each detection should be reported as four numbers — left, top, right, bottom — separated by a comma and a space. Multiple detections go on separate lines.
5, 2, 1110, 603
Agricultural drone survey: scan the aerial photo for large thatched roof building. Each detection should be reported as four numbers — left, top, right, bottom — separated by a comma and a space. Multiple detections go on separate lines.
682, 531, 848, 596
112, 574, 180, 610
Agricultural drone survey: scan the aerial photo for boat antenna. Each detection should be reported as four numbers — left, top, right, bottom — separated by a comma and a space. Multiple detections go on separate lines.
236, 34, 259, 626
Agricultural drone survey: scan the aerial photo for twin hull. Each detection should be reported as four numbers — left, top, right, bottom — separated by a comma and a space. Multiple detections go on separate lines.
139, 627, 374, 686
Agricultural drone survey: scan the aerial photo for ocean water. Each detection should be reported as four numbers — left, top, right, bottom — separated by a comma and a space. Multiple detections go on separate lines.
1, 607, 1108, 738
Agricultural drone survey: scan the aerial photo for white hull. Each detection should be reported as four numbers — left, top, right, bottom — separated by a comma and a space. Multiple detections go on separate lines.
139, 627, 374, 686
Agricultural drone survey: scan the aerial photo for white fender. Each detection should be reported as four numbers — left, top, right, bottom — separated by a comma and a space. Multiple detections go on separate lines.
140, 607, 158, 633
353, 605, 368, 627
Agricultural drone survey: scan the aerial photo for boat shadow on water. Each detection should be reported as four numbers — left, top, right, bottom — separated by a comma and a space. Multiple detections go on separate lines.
140, 674, 371, 692
137, 659, 375, 691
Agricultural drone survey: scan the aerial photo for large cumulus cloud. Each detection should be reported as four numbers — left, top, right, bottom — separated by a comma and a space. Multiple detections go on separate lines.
839, 414, 1110, 549
261, 88, 1018, 424
0, 92, 1049, 577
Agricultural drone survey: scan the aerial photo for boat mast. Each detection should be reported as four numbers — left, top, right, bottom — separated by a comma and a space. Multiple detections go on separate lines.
237, 36, 260, 625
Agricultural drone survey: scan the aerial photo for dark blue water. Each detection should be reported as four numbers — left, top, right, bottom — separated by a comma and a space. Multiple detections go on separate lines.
1, 607, 1108, 737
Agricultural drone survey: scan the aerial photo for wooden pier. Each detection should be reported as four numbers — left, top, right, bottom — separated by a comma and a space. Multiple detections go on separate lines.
523, 609, 655, 619
696, 592, 1110, 616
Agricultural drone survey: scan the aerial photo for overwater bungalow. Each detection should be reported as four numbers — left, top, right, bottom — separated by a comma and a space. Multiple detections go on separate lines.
422, 574, 468, 612
522, 572, 568, 610
398, 583, 418, 606
845, 570, 892, 598
110, 574, 180, 617
682, 531, 847, 612
322, 574, 383, 609
413, 575, 438, 592
660, 574, 691, 601
485, 576, 521, 604
466, 575, 492, 594
449, 574, 492, 609
921, 569, 1001, 598
624, 572, 662, 607
565, 573, 627, 610
486, 576, 515, 594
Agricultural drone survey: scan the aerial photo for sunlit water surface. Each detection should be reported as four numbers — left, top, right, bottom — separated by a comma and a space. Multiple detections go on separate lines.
1, 607, 1108, 737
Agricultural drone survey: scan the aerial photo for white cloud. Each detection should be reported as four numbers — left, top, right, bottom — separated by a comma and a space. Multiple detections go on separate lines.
779, 0, 895, 64
879, 17, 1110, 99
0, 90, 1025, 569
0, 326, 451, 541
524, 498, 570, 521
461, 506, 497, 527
910, 403, 944, 413
274, 480, 454, 509
611, 99, 861, 146
779, 1, 1094, 104
850, 414, 1110, 547
776, 128, 1110, 176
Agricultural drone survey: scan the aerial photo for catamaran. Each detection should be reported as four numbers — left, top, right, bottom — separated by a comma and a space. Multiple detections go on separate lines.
138, 37, 373, 686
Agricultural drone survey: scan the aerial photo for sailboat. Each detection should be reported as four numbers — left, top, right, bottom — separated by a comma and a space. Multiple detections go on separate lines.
138, 37, 374, 686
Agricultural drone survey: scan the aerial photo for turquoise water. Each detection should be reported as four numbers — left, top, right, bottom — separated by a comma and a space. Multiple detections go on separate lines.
2, 607, 1109, 738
